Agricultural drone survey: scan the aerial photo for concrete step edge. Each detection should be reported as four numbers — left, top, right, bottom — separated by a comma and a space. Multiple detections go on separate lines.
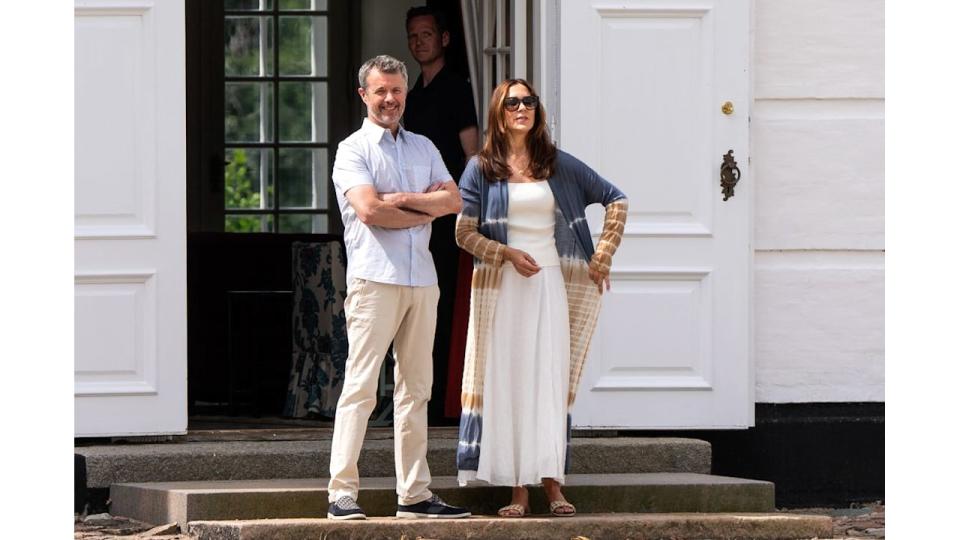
111, 473, 775, 527
186, 513, 833, 540
80, 437, 712, 487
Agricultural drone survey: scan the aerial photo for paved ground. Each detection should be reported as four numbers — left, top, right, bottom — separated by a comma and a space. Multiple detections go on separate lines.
782, 501, 885, 539
74, 513, 193, 539
73, 502, 884, 539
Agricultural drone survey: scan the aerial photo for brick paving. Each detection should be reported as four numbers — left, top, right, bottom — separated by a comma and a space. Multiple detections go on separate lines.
74, 514, 195, 540
782, 501, 885, 539
74, 502, 884, 539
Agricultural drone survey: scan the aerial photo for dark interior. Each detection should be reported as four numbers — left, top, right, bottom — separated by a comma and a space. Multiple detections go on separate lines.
185, 0, 469, 426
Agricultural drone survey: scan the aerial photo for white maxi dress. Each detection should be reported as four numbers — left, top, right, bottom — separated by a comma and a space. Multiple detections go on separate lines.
458, 180, 571, 487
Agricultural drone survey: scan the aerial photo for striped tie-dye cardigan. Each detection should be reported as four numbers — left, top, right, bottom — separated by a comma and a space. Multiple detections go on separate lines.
454, 150, 628, 476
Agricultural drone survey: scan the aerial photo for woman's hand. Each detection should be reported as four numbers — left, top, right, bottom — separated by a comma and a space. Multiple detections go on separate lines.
504, 247, 540, 277
588, 266, 611, 295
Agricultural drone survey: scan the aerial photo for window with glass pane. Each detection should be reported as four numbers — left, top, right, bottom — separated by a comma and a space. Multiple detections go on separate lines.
223, 0, 330, 233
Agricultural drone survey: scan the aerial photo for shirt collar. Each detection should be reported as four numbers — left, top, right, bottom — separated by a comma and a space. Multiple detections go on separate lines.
362, 117, 406, 143
416, 64, 448, 90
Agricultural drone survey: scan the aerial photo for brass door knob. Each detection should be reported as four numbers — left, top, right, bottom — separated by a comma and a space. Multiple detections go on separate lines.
722, 101, 734, 115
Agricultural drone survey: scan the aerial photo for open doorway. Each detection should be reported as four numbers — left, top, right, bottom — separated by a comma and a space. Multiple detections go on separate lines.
184, 0, 490, 431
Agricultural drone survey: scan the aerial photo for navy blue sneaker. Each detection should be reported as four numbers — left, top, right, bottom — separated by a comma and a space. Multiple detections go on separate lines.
327, 496, 366, 520
396, 494, 471, 519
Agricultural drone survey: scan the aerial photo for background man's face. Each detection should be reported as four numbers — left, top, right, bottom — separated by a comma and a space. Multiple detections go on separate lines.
407, 15, 448, 65
359, 69, 406, 129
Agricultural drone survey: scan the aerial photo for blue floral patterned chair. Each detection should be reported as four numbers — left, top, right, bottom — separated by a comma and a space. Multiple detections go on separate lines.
284, 241, 348, 419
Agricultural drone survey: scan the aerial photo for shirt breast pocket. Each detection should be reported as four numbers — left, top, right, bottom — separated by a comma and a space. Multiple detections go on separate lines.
408, 164, 433, 193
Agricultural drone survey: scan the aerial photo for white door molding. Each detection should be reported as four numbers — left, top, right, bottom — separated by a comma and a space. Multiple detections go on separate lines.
74, 0, 187, 437
554, 0, 753, 429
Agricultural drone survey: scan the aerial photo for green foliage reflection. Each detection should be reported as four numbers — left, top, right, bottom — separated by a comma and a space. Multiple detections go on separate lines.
225, 149, 266, 232
224, 8, 327, 233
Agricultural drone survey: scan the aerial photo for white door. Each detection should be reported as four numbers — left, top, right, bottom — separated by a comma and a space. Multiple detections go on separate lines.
75, 0, 187, 436
558, 0, 752, 428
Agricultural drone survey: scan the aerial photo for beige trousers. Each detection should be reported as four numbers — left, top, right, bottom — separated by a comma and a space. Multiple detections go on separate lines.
328, 278, 439, 505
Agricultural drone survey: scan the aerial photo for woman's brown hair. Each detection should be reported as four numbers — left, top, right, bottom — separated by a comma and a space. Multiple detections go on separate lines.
477, 79, 556, 181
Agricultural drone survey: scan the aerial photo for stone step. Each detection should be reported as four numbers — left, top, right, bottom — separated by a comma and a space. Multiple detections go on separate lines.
78, 436, 710, 488
110, 473, 773, 527
186, 513, 832, 540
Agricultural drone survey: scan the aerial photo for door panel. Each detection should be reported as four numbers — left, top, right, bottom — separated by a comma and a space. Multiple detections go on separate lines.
560, 0, 752, 428
75, 0, 187, 436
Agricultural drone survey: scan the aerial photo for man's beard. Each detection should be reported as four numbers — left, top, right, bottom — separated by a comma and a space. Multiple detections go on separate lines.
375, 105, 402, 124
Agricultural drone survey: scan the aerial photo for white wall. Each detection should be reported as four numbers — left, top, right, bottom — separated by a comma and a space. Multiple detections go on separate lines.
752, 0, 884, 402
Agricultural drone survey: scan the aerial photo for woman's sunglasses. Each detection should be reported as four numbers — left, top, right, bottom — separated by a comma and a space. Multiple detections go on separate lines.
503, 95, 539, 112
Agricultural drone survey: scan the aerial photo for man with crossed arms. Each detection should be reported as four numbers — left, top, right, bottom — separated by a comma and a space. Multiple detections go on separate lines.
326, 54, 470, 520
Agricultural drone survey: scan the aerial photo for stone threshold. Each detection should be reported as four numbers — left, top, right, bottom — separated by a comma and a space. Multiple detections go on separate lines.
111, 473, 774, 527
187, 512, 833, 540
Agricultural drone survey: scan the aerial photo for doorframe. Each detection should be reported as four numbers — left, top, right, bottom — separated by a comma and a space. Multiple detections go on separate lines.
183, 0, 356, 419
531, 0, 561, 141
185, 1, 353, 235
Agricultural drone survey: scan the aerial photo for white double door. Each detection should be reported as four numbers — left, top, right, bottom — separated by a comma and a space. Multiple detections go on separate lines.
73, 0, 752, 436
558, 0, 753, 428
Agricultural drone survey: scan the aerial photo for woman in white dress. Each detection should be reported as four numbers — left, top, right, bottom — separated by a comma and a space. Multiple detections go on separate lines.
454, 79, 629, 517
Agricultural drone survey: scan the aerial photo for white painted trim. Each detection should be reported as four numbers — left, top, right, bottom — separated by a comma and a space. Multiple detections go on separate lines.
609, 267, 713, 279
75, 271, 157, 283
75, 271, 159, 397
583, 423, 753, 430
530, 0, 542, 91
547, 0, 560, 141
495, 0, 505, 82
481, 1, 494, 126
594, 222, 714, 238
593, 267, 716, 392
593, 5, 712, 18
75, 381, 158, 397
512, 0, 527, 80
76, 429, 185, 438
745, 0, 757, 425
74, 0, 154, 16
533, 0, 560, 141
75, 225, 156, 239
74, 0, 159, 245
592, 375, 712, 391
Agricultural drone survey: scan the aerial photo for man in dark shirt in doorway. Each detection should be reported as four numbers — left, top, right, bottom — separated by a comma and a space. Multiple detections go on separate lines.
403, 5, 479, 423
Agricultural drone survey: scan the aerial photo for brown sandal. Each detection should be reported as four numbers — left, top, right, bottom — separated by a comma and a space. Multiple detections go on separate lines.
498, 503, 530, 518
549, 499, 576, 517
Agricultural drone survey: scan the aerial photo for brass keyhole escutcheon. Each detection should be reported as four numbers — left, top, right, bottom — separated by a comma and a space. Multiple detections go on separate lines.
722, 101, 734, 115
720, 150, 741, 201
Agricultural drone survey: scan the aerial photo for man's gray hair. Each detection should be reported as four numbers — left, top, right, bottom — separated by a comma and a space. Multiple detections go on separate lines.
358, 55, 408, 89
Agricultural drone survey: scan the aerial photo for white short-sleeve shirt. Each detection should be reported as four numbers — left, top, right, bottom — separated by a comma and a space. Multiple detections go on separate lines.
332, 118, 452, 287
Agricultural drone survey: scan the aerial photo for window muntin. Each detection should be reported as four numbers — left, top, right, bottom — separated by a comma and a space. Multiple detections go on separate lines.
223, 0, 330, 233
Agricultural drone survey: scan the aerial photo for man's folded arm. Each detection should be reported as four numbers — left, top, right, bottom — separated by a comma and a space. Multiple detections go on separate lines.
379, 180, 462, 217
345, 184, 435, 229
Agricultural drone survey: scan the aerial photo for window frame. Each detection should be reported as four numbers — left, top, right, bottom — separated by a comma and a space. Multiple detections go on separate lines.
223, 4, 331, 233
188, 0, 352, 235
